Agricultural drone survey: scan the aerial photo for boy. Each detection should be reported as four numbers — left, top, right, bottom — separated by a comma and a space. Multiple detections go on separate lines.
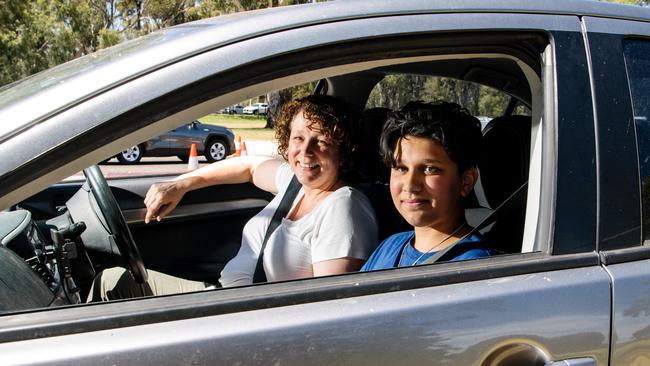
362, 102, 496, 270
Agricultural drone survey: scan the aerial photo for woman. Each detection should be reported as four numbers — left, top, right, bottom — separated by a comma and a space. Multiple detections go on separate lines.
90, 95, 377, 300
361, 101, 496, 271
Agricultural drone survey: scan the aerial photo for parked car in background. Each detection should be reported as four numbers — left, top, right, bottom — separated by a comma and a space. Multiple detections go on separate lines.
222, 104, 243, 114
0, 0, 649, 365
114, 120, 235, 163
242, 102, 268, 115
476, 115, 493, 130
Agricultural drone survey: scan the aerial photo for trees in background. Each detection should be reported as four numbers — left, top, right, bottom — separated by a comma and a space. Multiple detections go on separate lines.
0, 0, 315, 86
607, 0, 649, 5
366, 75, 511, 117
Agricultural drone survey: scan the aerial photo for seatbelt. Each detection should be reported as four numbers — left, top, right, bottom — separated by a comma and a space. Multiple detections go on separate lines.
420, 181, 528, 265
253, 176, 301, 283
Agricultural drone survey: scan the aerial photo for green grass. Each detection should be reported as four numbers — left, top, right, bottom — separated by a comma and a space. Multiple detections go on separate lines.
200, 113, 275, 141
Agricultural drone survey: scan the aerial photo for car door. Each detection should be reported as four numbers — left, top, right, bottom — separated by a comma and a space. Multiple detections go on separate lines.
166, 121, 204, 157
0, 8, 614, 365
584, 16, 650, 365
142, 132, 170, 156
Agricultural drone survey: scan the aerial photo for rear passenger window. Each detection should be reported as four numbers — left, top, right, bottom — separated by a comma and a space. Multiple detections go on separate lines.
624, 39, 650, 244
365, 75, 527, 129
363, 70, 538, 255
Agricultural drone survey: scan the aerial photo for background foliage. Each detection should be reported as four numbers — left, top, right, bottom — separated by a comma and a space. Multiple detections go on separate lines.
1, 0, 646, 118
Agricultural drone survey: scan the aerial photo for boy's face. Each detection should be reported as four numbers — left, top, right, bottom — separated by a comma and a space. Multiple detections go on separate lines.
389, 136, 475, 230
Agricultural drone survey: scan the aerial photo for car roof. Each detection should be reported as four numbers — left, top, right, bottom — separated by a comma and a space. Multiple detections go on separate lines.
0, 0, 647, 143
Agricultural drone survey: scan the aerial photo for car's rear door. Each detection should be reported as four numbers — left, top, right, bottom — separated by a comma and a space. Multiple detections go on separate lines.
584, 16, 650, 365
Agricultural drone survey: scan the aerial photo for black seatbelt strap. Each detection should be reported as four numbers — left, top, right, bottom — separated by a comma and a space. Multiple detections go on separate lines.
253, 176, 301, 283
420, 181, 528, 265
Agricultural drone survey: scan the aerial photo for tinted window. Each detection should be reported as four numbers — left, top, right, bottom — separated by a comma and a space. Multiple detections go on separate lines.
624, 39, 650, 243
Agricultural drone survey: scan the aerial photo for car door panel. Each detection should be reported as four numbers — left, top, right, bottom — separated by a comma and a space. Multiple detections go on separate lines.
17, 175, 272, 282
128, 201, 266, 281
113, 179, 272, 281
116, 179, 272, 281
0, 261, 611, 365
601, 257, 650, 365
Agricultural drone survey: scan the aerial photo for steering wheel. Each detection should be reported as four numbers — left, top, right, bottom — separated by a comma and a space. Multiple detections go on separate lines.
83, 165, 148, 283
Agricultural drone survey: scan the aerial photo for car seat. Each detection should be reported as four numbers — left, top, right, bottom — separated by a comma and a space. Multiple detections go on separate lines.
356, 107, 392, 184
478, 115, 532, 254
355, 107, 410, 242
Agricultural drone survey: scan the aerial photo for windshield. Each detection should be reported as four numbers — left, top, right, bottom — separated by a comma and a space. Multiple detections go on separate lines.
0, 33, 164, 110
0, 22, 220, 142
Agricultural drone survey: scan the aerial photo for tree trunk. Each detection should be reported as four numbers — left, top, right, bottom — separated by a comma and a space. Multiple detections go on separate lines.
265, 88, 292, 128
459, 82, 480, 115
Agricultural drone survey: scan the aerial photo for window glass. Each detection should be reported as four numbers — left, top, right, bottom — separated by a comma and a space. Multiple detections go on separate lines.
62, 82, 320, 182
365, 75, 521, 130
364, 72, 536, 255
62, 111, 265, 182
84, 82, 318, 181
513, 103, 532, 116
624, 39, 650, 243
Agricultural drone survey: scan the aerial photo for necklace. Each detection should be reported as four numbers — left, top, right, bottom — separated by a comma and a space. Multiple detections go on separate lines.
399, 222, 467, 267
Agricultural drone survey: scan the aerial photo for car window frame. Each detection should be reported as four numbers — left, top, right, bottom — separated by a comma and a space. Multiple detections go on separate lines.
1, 12, 575, 208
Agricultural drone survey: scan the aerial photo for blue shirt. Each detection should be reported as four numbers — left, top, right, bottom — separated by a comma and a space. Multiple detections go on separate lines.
361, 231, 496, 271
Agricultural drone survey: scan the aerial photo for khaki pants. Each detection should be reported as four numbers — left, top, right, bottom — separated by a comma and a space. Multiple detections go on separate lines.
88, 267, 209, 302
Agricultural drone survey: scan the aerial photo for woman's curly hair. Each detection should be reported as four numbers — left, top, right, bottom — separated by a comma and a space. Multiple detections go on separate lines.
274, 95, 360, 181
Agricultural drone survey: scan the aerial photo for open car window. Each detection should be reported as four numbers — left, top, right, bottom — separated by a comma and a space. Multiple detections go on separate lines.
7, 47, 546, 311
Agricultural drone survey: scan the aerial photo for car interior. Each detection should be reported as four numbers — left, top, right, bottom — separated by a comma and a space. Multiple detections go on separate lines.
0, 31, 548, 314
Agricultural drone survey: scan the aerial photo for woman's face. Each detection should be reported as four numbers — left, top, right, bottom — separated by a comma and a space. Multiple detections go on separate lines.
288, 111, 341, 191
389, 136, 475, 229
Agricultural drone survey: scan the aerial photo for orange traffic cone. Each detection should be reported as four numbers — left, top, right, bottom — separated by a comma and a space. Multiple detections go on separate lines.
234, 135, 242, 156
187, 143, 199, 171
240, 141, 248, 156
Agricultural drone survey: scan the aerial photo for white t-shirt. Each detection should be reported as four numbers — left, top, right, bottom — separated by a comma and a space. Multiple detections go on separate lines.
219, 163, 378, 287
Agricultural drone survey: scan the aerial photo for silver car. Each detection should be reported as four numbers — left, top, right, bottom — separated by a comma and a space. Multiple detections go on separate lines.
0, 0, 649, 365
242, 102, 268, 115
222, 104, 244, 114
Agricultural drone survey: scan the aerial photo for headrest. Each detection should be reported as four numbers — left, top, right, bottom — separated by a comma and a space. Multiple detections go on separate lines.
479, 115, 531, 209
357, 108, 392, 183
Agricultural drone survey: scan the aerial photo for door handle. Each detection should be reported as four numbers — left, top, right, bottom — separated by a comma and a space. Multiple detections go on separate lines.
546, 357, 597, 366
